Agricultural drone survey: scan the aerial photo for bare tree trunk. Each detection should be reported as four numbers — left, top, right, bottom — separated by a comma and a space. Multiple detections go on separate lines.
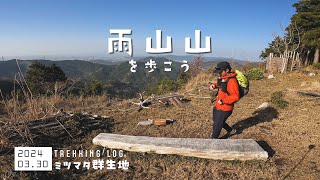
281, 50, 289, 73
305, 50, 310, 65
313, 48, 319, 64
54, 82, 58, 99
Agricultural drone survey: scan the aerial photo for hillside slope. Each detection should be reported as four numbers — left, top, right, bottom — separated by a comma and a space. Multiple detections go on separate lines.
0, 72, 319, 179
97, 72, 320, 179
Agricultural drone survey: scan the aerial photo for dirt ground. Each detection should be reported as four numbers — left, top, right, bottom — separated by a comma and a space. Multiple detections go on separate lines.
1, 72, 320, 179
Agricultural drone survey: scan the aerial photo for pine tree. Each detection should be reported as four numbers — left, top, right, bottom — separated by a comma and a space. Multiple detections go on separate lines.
292, 0, 320, 64
26, 61, 67, 95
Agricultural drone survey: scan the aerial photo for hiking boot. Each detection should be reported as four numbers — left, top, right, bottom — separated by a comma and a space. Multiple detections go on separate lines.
229, 129, 237, 136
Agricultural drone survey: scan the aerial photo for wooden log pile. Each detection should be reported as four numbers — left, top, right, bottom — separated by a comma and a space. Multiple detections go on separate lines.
130, 93, 185, 110
0, 112, 113, 148
153, 94, 184, 107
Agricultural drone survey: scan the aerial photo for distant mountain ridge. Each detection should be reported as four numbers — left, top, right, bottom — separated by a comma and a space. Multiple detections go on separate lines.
0, 57, 182, 87
0, 57, 261, 98
0, 57, 184, 98
0, 60, 115, 81
0, 56, 259, 81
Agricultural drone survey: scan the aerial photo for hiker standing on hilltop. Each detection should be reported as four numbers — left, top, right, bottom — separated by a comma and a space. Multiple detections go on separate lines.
209, 62, 240, 139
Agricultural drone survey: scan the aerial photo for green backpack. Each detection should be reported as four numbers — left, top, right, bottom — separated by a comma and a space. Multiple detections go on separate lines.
234, 70, 249, 98
217, 70, 249, 99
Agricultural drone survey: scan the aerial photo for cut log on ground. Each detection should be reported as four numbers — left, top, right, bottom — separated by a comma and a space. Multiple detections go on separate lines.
93, 133, 268, 161
173, 97, 183, 106
157, 94, 184, 107
168, 98, 179, 107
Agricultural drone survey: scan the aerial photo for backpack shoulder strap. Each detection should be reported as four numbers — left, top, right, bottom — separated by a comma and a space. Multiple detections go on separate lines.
217, 76, 237, 96
224, 76, 238, 96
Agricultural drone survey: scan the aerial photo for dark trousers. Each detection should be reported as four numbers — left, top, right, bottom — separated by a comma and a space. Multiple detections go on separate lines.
211, 107, 233, 138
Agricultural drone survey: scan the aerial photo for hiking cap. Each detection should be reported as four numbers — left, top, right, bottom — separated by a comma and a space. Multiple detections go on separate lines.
213, 61, 232, 73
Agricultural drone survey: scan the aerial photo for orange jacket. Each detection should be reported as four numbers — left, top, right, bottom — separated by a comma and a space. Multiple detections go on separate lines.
212, 72, 240, 111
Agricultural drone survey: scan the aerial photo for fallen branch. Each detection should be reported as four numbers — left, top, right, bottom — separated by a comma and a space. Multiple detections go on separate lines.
186, 93, 212, 99
129, 92, 154, 111
285, 88, 320, 97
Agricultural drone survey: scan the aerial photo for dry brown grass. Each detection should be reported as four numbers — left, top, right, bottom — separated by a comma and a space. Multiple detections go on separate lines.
1, 72, 320, 179
184, 71, 213, 92
1, 95, 110, 122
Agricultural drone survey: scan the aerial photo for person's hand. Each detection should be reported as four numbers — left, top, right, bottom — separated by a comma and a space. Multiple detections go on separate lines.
218, 99, 223, 105
209, 84, 216, 91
